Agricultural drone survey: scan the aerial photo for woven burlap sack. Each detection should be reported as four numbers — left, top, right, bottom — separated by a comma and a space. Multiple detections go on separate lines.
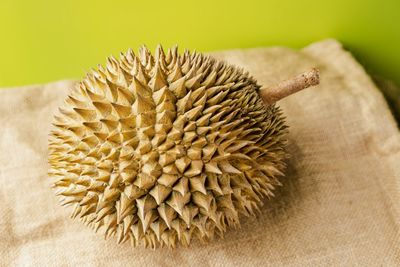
0, 40, 399, 266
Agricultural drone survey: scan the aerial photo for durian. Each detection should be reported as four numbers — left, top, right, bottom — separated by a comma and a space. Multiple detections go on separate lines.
48, 45, 319, 248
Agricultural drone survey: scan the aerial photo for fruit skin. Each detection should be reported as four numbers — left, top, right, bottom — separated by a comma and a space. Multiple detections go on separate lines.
48, 45, 288, 248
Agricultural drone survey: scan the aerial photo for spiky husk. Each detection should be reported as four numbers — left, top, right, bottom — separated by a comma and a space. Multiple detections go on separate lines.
48, 45, 288, 248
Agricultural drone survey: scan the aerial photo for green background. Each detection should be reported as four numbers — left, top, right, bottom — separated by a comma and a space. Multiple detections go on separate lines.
0, 0, 399, 87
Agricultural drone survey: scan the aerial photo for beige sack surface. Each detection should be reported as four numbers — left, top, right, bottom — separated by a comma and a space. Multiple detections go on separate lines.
0, 40, 399, 266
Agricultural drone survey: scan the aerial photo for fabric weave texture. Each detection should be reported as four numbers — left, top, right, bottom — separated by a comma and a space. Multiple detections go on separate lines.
0, 39, 399, 266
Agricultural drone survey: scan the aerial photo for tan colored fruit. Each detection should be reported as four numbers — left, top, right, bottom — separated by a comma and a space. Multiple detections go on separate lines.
49, 45, 317, 248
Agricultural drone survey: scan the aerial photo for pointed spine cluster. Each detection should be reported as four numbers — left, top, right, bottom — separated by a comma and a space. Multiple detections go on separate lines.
49, 44, 288, 248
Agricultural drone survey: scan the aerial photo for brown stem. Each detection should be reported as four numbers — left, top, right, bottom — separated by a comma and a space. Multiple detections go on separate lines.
259, 68, 320, 106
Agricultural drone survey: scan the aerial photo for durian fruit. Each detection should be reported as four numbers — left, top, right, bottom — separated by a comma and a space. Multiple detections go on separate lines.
48, 45, 319, 248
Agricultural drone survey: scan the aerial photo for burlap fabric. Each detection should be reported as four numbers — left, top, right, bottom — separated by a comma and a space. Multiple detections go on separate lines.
0, 40, 399, 266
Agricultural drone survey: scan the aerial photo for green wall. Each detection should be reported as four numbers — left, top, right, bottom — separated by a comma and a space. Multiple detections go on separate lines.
0, 0, 399, 87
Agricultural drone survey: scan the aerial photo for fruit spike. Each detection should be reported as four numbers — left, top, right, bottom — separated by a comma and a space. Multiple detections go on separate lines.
49, 44, 319, 249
